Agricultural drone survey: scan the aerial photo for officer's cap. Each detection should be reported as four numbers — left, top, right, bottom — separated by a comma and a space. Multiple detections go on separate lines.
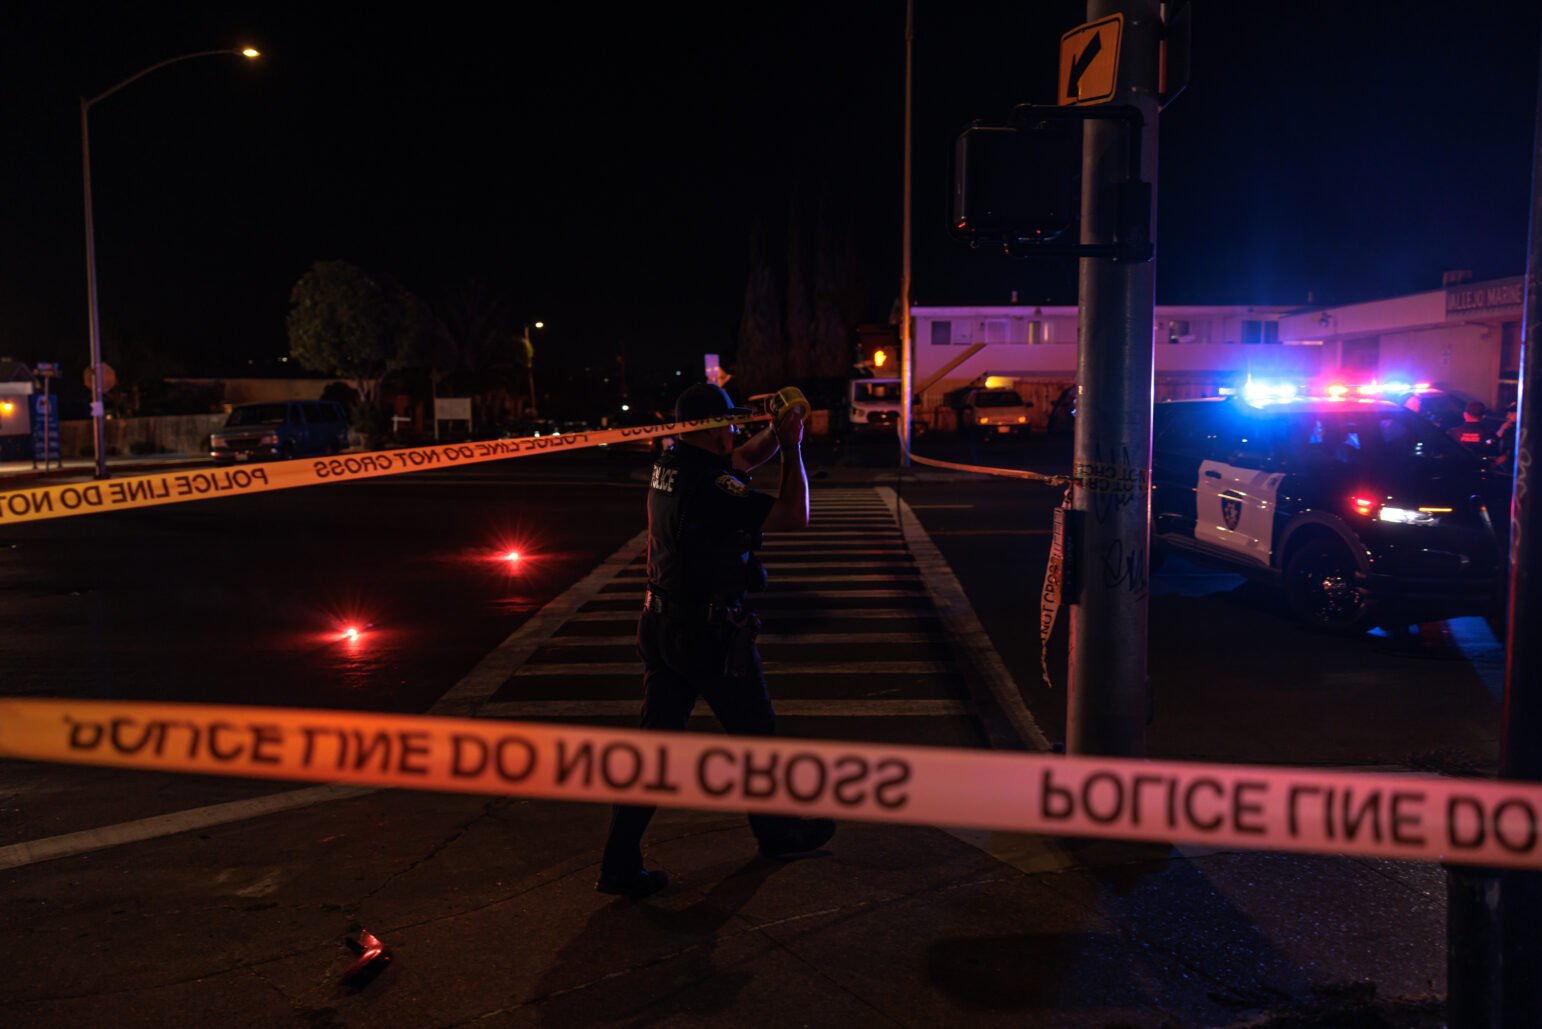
675, 383, 752, 422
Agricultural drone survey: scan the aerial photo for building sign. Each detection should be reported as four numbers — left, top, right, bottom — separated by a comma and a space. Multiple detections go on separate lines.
30, 393, 60, 462
1446, 276, 1525, 317
434, 397, 472, 423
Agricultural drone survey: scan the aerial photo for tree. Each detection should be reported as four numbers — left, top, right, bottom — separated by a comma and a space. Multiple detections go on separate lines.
286, 260, 398, 405
811, 198, 863, 379
784, 188, 814, 380
437, 279, 526, 426
735, 218, 786, 392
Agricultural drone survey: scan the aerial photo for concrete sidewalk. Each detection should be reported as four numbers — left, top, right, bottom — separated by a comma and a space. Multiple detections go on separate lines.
0, 780, 1448, 1027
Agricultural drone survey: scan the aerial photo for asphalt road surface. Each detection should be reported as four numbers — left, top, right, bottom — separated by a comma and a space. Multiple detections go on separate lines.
0, 438, 1504, 856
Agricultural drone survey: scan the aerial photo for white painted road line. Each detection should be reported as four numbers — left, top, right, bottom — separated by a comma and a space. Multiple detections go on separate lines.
615, 564, 914, 575
513, 660, 957, 676
761, 536, 900, 543
564, 607, 939, 623
480, 699, 972, 718
757, 545, 909, 553
925, 528, 1052, 537
0, 531, 650, 872
877, 486, 1051, 752
0, 785, 376, 873
611, 572, 919, 584
540, 631, 945, 647
435, 531, 650, 716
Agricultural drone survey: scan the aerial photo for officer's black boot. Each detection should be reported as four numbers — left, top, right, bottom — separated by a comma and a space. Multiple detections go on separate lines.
759, 817, 837, 860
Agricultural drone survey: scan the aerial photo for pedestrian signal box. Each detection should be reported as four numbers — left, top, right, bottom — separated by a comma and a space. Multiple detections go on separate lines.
953, 123, 1080, 243
951, 105, 1152, 263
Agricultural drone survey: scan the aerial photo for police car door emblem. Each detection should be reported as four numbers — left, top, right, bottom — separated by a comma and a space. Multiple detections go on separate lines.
715, 474, 747, 497
1220, 495, 1242, 531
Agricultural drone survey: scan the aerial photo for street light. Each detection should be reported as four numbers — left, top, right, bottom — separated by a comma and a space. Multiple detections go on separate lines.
522, 321, 545, 418
81, 46, 261, 479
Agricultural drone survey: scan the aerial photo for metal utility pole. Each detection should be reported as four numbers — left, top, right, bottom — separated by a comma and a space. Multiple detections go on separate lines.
1497, 24, 1542, 1022
898, 0, 915, 467
1449, 31, 1542, 1027
1065, 0, 1160, 757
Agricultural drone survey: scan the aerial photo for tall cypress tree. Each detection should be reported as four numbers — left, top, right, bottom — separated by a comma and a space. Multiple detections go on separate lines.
784, 187, 814, 380
735, 218, 785, 391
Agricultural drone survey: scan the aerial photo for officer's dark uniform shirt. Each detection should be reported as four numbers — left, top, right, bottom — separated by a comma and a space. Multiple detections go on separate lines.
646, 443, 775, 605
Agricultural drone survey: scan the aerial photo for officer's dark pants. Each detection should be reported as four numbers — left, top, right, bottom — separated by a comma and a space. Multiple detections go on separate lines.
601, 609, 795, 874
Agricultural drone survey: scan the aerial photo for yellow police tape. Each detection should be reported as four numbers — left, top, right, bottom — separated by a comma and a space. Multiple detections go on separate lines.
0, 413, 768, 526
903, 447, 1070, 485
4, 697, 1540, 870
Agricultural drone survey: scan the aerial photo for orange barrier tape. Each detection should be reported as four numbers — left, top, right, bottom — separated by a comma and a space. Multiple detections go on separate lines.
904, 448, 1071, 485
3, 698, 1539, 869
0, 414, 767, 526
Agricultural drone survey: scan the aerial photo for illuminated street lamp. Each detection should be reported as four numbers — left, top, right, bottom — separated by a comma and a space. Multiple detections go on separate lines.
522, 321, 545, 418
80, 46, 261, 479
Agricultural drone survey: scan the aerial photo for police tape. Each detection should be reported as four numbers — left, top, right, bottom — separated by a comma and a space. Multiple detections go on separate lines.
0, 414, 768, 526
903, 448, 1071, 485
4, 697, 1541, 870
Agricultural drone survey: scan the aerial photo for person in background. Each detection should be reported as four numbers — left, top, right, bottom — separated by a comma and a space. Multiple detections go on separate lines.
1448, 400, 1500, 457
1493, 401, 1519, 472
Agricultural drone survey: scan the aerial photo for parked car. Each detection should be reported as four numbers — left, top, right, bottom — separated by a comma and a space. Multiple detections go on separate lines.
1151, 394, 1504, 633
1389, 385, 1473, 434
501, 417, 563, 439
209, 400, 349, 464
958, 388, 1033, 438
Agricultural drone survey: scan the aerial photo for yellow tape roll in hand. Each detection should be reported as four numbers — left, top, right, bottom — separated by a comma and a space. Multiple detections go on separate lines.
770, 386, 810, 422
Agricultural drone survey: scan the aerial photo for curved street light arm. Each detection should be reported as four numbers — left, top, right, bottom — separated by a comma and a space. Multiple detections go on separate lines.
85, 48, 253, 108
80, 45, 258, 478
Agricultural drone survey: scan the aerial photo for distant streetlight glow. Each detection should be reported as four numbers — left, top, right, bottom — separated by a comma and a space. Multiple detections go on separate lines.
81, 45, 262, 479
523, 321, 545, 417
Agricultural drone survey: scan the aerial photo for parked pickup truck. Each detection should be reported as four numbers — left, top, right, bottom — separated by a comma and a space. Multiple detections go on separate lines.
209, 400, 349, 463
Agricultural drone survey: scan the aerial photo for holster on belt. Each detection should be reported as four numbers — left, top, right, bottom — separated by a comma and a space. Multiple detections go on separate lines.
722, 608, 761, 678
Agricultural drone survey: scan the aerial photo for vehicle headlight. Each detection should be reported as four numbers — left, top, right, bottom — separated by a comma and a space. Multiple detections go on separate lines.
1378, 506, 1439, 525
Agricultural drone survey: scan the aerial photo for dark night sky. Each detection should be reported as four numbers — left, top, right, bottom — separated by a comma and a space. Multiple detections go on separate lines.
2, 2, 1539, 390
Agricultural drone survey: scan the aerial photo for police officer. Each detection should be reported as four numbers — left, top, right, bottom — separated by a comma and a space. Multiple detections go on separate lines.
597, 382, 835, 898
1448, 400, 1500, 456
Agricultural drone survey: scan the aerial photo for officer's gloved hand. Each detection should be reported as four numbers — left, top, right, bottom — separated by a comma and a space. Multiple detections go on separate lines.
774, 406, 804, 450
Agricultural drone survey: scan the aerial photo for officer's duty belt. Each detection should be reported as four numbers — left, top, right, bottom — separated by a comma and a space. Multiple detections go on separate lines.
644, 588, 742, 625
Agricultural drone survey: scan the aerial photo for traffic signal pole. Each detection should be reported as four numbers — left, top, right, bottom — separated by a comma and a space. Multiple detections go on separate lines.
1447, 33, 1542, 1026
1065, 0, 1160, 758
898, 0, 915, 469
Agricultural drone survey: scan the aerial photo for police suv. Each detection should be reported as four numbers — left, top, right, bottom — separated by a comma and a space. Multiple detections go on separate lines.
1151, 392, 1505, 633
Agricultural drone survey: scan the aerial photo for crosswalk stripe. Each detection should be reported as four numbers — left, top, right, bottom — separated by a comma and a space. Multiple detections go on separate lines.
757, 544, 908, 552
539, 631, 945, 647
513, 660, 957, 676
479, 699, 971, 718
613, 569, 918, 580
563, 607, 940, 623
